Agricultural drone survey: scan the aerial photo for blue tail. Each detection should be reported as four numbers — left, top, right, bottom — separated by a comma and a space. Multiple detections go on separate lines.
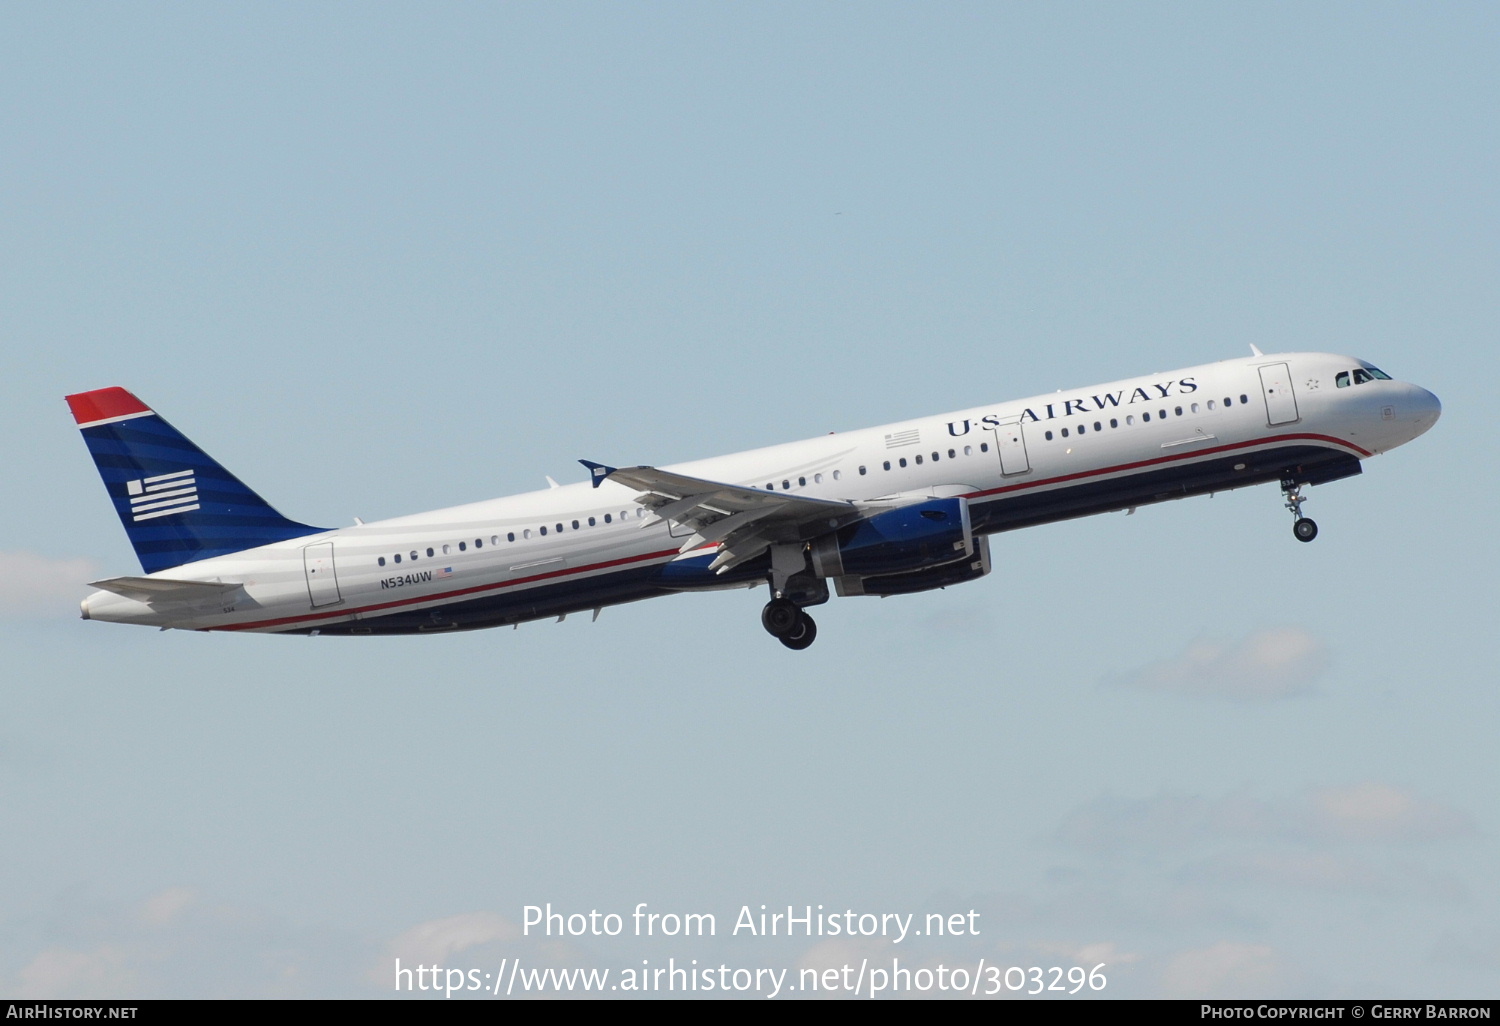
67, 387, 328, 574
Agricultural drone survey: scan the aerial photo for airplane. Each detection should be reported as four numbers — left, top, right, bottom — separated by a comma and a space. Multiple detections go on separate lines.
67, 348, 1439, 649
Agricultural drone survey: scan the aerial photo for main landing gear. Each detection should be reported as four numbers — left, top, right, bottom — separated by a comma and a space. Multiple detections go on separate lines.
1282, 479, 1318, 543
762, 597, 818, 650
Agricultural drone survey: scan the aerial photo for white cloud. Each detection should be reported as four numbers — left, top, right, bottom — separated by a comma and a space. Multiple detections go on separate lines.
1058, 784, 1474, 855
1158, 941, 1296, 998
0, 551, 100, 619
139, 887, 197, 927
1179, 851, 1388, 893
15, 945, 136, 999
1113, 627, 1327, 699
382, 912, 519, 968
1056, 791, 1278, 852
5, 888, 371, 998
1305, 783, 1474, 843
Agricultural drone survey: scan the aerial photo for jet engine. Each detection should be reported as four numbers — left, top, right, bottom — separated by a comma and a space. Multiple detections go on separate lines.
807, 496, 987, 596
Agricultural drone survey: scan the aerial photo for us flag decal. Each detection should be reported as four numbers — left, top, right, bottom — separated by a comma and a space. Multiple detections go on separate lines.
126, 469, 200, 521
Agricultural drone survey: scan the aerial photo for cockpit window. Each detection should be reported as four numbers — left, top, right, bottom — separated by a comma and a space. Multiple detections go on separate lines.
1353, 368, 1373, 385
1336, 371, 1350, 388
1363, 365, 1392, 380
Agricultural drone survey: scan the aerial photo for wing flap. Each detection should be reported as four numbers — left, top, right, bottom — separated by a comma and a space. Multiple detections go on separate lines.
581, 461, 862, 571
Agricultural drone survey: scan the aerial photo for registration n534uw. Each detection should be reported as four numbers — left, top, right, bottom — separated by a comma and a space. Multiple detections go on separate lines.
68, 349, 1439, 649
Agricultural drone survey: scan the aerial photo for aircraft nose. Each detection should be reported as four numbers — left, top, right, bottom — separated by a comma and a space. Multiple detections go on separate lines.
1414, 385, 1441, 425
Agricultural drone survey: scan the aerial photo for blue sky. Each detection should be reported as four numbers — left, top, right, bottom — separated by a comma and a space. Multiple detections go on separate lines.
2, 2, 1496, 998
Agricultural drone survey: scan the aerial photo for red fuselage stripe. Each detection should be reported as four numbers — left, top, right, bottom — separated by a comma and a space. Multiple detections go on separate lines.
216, 546, 689, 631
963, 432, 1369, 500
216, 432, 1365, 632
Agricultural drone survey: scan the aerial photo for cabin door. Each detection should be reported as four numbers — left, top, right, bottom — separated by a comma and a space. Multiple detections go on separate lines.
995, 418, 1031, 476
1259, 363, 1300, 426
303, 541, 343, 607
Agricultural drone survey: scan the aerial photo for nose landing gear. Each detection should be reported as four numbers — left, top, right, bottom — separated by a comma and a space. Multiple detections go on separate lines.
1282, 479, 1318, 542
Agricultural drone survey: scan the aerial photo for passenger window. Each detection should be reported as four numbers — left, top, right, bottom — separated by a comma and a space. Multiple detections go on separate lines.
378, 557, 386, 567
539, 526, 547, 536
426, 548, 434, 558
411, 551, 419, 560
1207, 400, 1216, 410
1143, 412, 1151, 422
1094, 421, 1102, 431
507, 532, 515, 542
1175, 406, 1182, 416
814, 473, 823, 484
914, 455, 923, 464
947, 449, 956, 458
883, 461, 891, 471
1045, 430, 1054, 440
783, 480, 790, 489
1077, 424, 1085, 434
572, 520, 579, 530
963, 445, 972, 456
980, 443, 989, 452
832, 470, 841, 480
1224, 396, 1233, 406
604, 515, 612, 524
475, 539, 482, 549
1126, 415, 1134, 425
523, 529, 531, 539
1240, 394, 1249, 404
442, 544, 450, 555
859, 466, 867, 475
798, 476, 806, 486
1061, 428, 1069, 438
1191, 403, 1199, 413
898, 458, 907, 468
932, 452, 940, 462
1109, 418, 1118, 428
589, 516, 596, 526
458, 541, 466, 552
556, 523, 564, 533
394, 554, 401, 563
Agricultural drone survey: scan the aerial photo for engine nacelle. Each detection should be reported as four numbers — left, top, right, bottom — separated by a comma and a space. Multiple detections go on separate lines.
834, 535, 992, 597
808, 496, 974, 579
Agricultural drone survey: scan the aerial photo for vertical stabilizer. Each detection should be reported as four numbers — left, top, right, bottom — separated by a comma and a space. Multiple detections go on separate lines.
67, 387, 328, 573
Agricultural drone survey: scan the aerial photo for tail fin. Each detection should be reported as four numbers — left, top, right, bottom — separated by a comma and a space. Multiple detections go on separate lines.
66, 387, 328, 574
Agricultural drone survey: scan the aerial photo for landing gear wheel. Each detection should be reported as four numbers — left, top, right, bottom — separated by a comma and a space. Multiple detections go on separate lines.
761, 598, 801, 638
1293, 517, 1318, 543
779, 612, 817, 650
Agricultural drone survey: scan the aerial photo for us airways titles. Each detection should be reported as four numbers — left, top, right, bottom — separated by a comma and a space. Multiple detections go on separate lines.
946, 376, 1199, 435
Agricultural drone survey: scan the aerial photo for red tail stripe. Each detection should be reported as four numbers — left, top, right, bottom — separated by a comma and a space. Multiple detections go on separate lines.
66, 387, 151, 426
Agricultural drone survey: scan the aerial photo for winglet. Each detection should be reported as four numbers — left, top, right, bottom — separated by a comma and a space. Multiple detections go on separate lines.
1249, 344, 1264, 357
578, 460, 617, 488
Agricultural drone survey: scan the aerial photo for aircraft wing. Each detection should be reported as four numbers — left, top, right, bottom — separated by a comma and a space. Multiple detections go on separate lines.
579, 461, 861, 573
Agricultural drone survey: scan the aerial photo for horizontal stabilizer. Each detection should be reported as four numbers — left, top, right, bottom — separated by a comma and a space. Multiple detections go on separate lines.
89, 576, 241, 602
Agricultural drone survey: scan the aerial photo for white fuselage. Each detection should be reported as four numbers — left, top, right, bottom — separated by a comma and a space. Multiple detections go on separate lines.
79, 352, 1440, 635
